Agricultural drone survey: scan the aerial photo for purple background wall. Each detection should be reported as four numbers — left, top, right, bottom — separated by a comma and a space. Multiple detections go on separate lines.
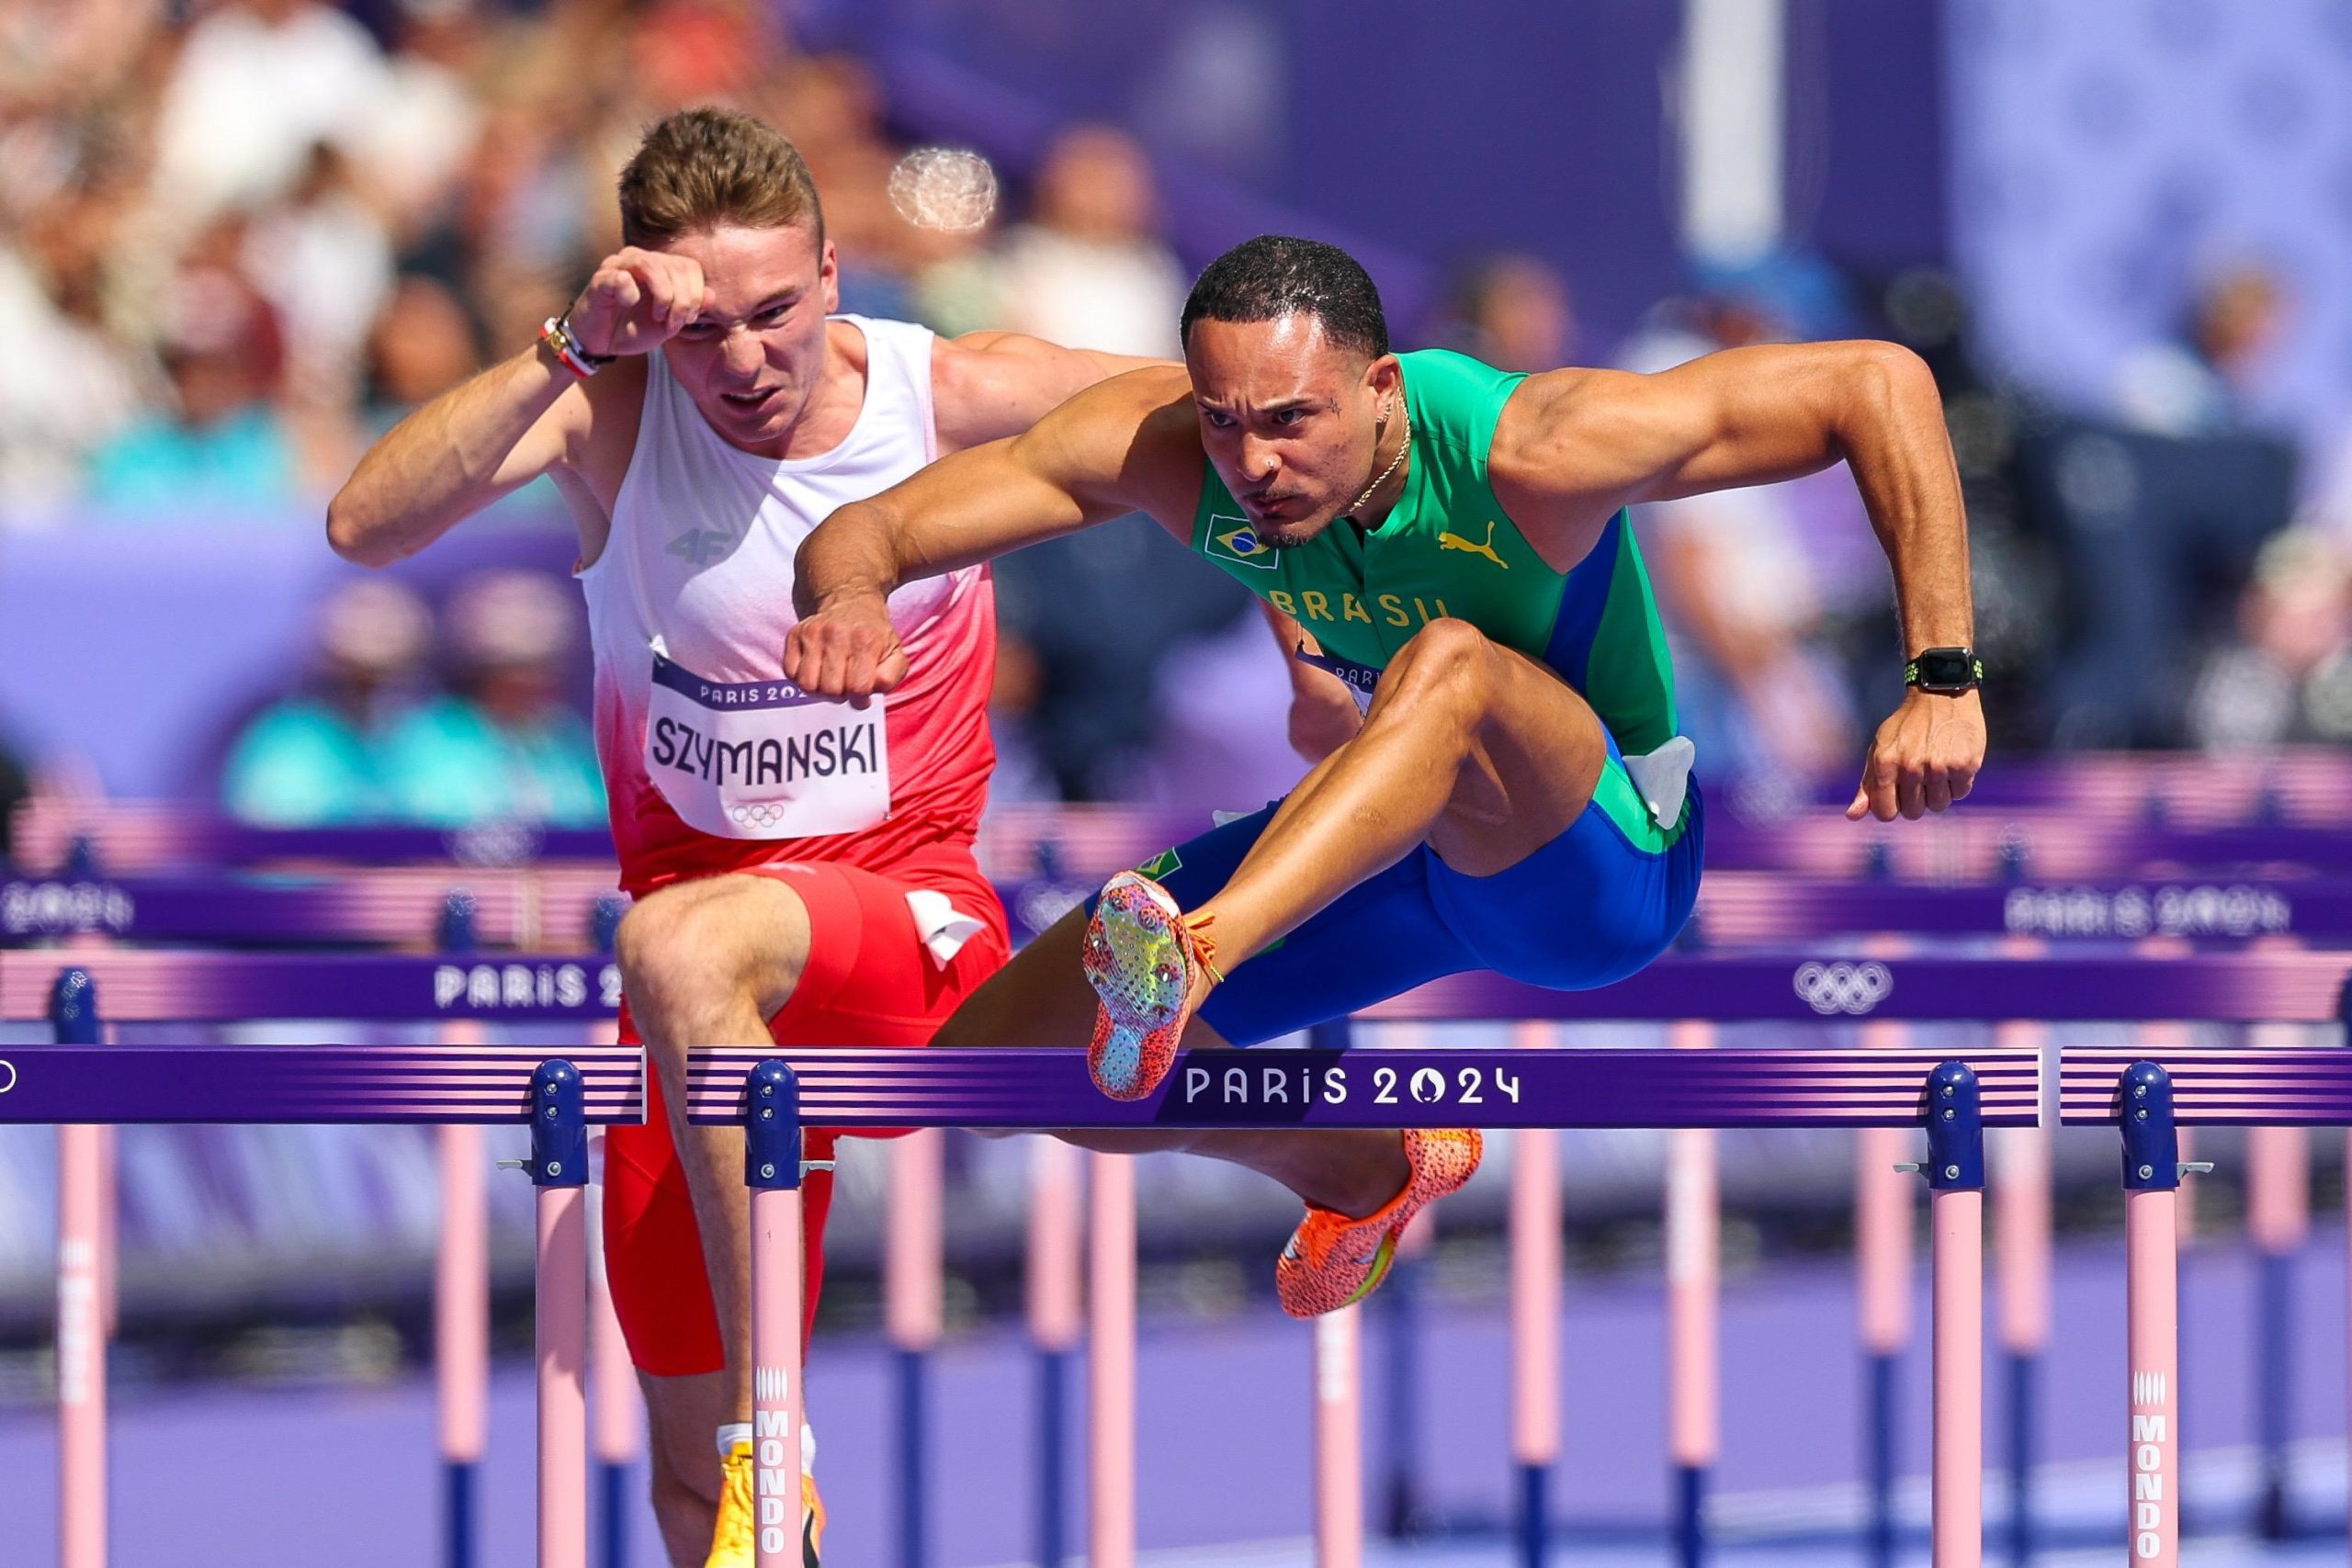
0, 505, 579, 798
817, 0, 1953, 349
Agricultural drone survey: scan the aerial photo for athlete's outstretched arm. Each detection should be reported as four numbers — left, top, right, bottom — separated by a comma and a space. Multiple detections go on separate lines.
787, 367, 1195, 696
931, 331, 1170, 452
1496, 342, 1980, 823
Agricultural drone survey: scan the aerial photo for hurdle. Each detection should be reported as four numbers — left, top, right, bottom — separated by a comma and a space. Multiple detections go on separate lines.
684, 1041, 2033, 1568
1, 1036, 644, 1568
1345, 954, 2351, 1565
12, 943, 2352, 1558
13, 931, 645, 1568
20, 823, 2352, 1552
9, 1022, 2352, 1563
678, 1039, 2352, 1568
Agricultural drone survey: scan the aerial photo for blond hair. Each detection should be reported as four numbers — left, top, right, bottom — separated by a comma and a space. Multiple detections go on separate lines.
617, 107, 824, 250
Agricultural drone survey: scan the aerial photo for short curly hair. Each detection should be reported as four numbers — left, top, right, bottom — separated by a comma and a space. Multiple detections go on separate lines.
617, 107, 824, 250
1181, 235, 1389, 361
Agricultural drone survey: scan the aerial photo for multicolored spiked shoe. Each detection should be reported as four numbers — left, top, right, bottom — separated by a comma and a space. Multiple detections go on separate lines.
1274, 1128, 1483, 1317
1081, 870, 1222, 1100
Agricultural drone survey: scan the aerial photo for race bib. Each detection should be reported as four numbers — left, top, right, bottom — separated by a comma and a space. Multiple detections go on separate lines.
644, 648, 890, 840
1294, 644, 1382, 714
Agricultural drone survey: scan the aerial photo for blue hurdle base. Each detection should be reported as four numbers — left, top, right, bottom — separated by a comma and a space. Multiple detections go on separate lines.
1865, 1351, 1896, 1568
1515, 1461, 1549, 1568
896, 1345, 927, 1568
599, 1458, 629, 1568
2007, 1349, 2037, 1568
1036, 1345, 1069, 1568
1378, 1252, 1428, 1540
445, 1457, 475, 1568
1674, 1462, 1705, 1567
2256, 1247, 2294, 1540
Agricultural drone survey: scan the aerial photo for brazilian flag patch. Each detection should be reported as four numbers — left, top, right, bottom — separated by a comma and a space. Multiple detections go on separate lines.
1134, 846, 1183, 881
1204, 514, 1278, 570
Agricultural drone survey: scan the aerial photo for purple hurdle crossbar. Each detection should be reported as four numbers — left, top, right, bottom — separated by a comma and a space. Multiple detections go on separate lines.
24, 784, 2352, 881
21, 865, 2352, 947
14, 946, 2352, 1026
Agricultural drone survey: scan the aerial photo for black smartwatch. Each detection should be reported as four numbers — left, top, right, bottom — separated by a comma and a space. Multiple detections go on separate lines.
1905, 647, 1984, 695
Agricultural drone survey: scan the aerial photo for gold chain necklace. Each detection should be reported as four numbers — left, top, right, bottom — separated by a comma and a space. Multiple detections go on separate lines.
1343, 398, 1411, 520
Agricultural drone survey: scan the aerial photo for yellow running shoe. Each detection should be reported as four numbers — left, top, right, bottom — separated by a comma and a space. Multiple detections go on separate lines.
707, 1439, 825, 1567
1274, 1129, 1481, 1318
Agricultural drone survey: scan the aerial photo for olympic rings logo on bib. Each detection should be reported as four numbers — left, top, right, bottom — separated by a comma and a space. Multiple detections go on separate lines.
729, 803, 792, 829
1792, 960, 1894, 1016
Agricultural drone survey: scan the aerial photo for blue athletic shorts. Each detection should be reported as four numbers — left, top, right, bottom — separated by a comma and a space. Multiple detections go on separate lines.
1113, 750, 1705, 1046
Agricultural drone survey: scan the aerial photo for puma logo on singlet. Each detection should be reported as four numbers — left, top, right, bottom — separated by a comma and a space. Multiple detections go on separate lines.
1437, 520, 1509, 570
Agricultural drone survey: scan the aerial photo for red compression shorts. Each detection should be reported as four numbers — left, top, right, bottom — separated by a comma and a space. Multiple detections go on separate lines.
602, 858, 1010, 1377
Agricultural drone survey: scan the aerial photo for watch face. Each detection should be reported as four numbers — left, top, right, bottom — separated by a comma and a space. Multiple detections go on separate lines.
1915, 649, 1977, 688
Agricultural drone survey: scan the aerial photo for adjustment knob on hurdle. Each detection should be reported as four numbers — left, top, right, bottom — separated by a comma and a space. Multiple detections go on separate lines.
50, 966, 101, 1044
2120, 1061, 2181, 1191
525, 1059, 587, 1188
1996, 832, 2030, 882
590, 892, 628, 954
436, 889, 480, 953
744, 1058, 805, 1190
1923, 1061, 1984, 1191
62, 832, 99, 877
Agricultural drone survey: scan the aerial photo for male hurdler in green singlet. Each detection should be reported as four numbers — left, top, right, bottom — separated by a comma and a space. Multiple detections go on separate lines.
787, 236, 1984, 1319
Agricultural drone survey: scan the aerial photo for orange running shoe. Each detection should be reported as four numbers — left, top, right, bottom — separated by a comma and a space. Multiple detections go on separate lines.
1082, 871, 1220, 1100
1275, 1128, 1483, 1318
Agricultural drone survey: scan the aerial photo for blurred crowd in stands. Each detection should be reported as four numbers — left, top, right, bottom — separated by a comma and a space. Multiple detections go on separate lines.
220, 569, 603, 826
3, 0, 2349, 833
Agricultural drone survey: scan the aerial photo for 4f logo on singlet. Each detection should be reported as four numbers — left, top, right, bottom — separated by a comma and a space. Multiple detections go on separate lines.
667, 528, 741, 568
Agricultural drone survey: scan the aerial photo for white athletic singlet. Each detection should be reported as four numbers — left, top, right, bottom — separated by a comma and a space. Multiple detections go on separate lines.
577, 315, 998, 908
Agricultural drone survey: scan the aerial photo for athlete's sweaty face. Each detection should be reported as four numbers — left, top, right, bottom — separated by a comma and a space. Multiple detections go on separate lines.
1185, 313, 1399, 548
660, 221, 840, 457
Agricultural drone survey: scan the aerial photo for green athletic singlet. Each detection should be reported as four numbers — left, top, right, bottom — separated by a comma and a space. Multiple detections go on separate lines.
1188, 347, 1687, 848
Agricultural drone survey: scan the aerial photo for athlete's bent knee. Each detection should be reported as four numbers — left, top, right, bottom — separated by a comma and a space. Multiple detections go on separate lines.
616, 880, 800, 1024
1383, 617, 1498, 715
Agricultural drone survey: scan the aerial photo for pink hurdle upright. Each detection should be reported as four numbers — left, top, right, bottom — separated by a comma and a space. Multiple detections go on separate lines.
1025, 1137, 1084, 1568
742, 1059, 814, 1568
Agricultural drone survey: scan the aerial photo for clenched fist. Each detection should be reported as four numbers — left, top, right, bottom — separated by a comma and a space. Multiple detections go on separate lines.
565, 248, 718, 359
1847, 688, 1984, 822
783, 591, 909, 700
